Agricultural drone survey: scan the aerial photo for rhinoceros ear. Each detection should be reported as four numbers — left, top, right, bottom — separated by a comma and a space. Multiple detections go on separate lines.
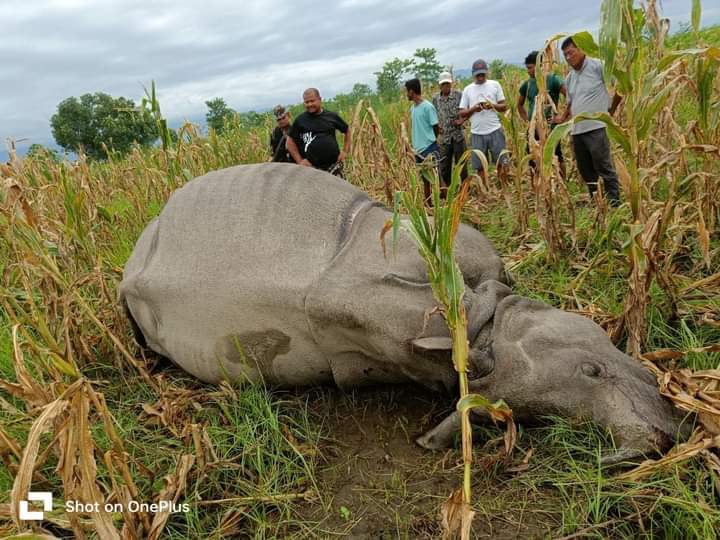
411, 337, 453, 351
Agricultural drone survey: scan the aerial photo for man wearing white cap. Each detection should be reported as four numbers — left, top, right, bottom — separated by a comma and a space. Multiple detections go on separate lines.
432, 71, 467, 186
459, 58, 509, 187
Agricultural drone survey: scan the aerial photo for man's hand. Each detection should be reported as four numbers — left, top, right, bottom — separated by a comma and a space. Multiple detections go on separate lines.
337, 151, 347, 162
299, 159, 312, 167
452, 118, 464, 126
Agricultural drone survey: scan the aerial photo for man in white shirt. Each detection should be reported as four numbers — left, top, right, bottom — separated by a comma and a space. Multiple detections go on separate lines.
459, 58, 509, 187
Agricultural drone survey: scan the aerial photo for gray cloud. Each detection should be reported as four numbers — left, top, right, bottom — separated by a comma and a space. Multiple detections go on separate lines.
1, 0, 717, 157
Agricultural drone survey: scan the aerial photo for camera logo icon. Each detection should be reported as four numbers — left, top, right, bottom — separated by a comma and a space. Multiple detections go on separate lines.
19, 491, 53, 520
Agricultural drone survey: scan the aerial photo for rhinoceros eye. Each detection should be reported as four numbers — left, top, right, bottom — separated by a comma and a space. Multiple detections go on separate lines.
581, 363, 603, 378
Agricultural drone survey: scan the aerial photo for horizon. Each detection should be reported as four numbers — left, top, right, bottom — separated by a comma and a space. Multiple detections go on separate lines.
2, 0, 718, 163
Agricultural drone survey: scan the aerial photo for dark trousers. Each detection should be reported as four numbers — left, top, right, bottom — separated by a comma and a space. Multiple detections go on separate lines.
527, 126, 564, 170
439, 138, 468, 186
415, 141, 441, 178
318, 161, 345, 178
572, 128, 620, 203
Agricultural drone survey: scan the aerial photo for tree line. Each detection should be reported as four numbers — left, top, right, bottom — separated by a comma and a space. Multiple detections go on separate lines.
42, 48, 513, 161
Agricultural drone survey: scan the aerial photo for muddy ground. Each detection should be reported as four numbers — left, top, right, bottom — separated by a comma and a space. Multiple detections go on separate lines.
296, 386, 561, 539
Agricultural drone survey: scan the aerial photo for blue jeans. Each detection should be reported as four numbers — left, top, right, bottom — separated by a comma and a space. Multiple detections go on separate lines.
415, 141, 441, 183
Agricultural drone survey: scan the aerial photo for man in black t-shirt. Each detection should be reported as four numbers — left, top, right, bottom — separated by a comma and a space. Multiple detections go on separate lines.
270, 105, 293, 163
287, 88, 351, 178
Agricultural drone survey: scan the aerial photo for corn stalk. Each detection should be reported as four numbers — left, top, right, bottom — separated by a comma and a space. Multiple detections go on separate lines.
383, 156, 512, 540
544, 0, 718, 356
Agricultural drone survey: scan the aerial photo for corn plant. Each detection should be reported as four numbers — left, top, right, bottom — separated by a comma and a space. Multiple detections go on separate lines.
497, 71, 530, 234
544, 0, 719, 356
383, 157, 513, 539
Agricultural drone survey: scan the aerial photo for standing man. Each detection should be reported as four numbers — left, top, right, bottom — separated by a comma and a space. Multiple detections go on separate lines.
405, 77, 440, 200
517, 50, 567, 180
432, 71, 467, 186
555, 37, 622, 205
287, 88, 351, 177
459, 59, 509, 187
270, 105, 292, 163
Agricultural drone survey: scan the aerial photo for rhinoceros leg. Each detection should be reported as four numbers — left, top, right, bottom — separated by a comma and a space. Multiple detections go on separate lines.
328, 351, 409, 390
416, 411, 460, 449
416, 406, 495, 449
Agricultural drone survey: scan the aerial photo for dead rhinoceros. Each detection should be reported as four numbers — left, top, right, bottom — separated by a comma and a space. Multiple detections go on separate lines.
120, 163, 684, 463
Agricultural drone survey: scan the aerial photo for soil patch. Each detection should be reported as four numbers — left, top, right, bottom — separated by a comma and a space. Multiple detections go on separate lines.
296, 386, 560, 538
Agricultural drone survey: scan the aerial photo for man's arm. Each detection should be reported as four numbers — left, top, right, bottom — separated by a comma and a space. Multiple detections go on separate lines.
338, 128, 352, 162
489, 100, 508, 113
517, 93, 528, 122
609, 93, 622, 116
554, 102, 572, 124
286, 136, 311, 166
433, 123, 440, 138
459, 102, 483, 119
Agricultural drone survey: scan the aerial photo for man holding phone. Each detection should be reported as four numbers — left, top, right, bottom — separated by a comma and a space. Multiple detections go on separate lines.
459, 58, 509, 187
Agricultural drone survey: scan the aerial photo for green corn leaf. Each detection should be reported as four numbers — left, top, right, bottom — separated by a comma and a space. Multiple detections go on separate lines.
691, 0, 701, 34
571, 31, 600, 58
573, 112, 632, 157
600, 0, 624, 80
542, 120, 573, 177
637, 76, 684, 140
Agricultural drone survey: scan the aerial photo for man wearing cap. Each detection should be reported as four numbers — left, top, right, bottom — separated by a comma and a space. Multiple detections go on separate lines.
270, 105, 293, 163
459, 58, 509, 187
554, 37, 621, 205
432, 71, 467, 186
287, 88, 351, 177
517, 50, 567, 180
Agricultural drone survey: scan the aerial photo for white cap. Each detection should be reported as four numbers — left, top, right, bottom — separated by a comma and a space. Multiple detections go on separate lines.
438, 71, 453, 84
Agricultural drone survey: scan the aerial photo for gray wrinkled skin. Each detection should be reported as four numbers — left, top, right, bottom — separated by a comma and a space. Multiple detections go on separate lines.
120, 163, 685, 462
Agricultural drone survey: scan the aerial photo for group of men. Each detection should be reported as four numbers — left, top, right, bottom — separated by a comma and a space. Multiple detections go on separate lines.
407, 38, 620, 205
269, 37, 621, 206
270, 88, 350, 178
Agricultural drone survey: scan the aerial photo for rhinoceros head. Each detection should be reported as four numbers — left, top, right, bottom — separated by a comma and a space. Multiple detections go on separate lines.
468, 287, 687, 463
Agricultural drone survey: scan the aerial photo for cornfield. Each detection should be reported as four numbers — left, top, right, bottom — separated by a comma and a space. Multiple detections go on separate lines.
1, 0, 718, 538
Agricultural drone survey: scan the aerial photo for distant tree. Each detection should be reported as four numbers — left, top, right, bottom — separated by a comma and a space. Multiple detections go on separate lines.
50, 92, 157, 160
238, 110, 265, 130
26, 144, 60, 162
205, 98, 236, 133
349, 83, 374, 100
489, 59, 508, 80
375, 57, 415, 97
330, 83, 375, 110
412, 48, 443, 84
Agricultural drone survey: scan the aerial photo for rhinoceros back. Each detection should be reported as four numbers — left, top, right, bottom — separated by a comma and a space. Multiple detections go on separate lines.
120, 163, 370, 384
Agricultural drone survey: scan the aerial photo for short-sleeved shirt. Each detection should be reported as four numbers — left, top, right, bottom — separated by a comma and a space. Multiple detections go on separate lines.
519, 73, 564, 121
410, 99, 439, 153
289, 110, 349, 168
565, 57, 610, 135
270, 126, 292, 163
459, 80, 506, 135
432, 89, 464, 144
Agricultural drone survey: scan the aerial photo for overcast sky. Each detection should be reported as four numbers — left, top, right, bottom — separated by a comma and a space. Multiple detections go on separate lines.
2, 0, 718, 158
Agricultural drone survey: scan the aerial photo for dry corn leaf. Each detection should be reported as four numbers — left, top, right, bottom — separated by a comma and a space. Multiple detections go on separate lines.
440, 488, 475, 540
76, 387, 120, 540
10, 398, 68, 525
620, 433, 720, 482
147, 454, 195, 540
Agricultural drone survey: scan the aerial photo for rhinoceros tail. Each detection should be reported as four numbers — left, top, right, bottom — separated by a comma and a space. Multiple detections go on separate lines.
122, 296, 147, 349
